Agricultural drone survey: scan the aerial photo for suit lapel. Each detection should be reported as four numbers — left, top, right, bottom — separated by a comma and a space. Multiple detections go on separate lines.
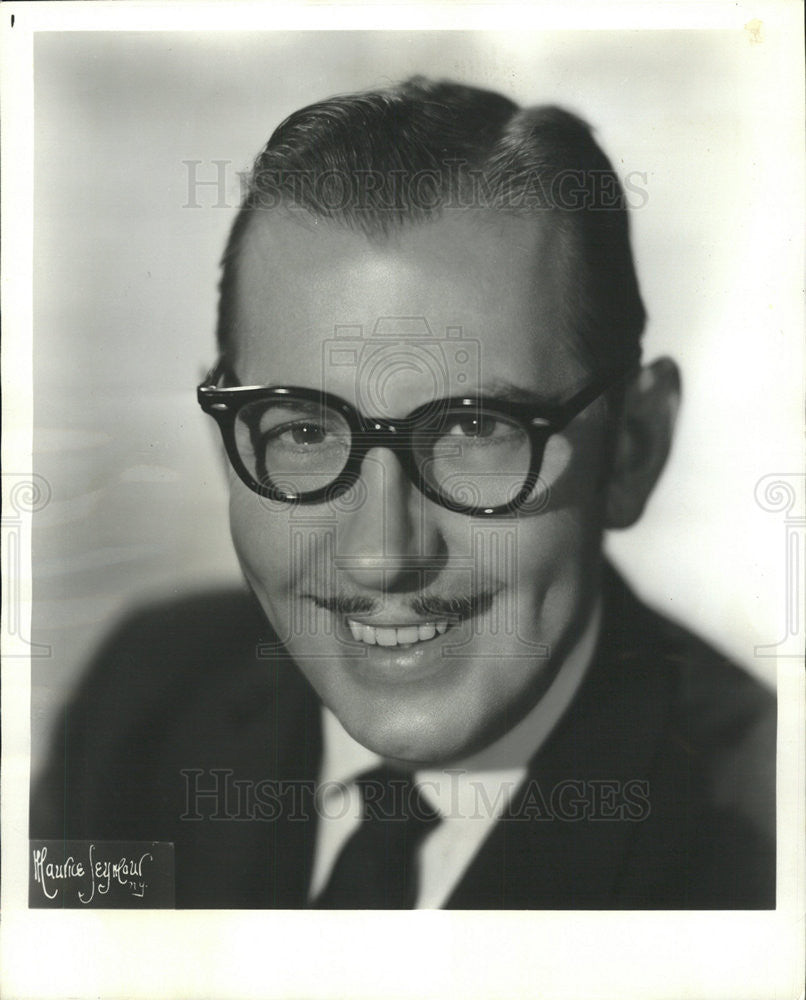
178, 641, 324, 908
444, 572, 675, 909
259, 647, 324, 906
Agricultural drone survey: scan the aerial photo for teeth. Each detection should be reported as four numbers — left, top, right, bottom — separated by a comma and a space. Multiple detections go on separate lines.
376, 627, 397, 647
395, 626, 420, 645
347, 620, 450, 647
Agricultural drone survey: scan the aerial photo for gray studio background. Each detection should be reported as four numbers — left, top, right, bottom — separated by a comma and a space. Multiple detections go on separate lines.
32, 30, 797, 776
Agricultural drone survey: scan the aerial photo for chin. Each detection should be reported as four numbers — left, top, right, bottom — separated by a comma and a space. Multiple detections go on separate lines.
335, 700, 500, 767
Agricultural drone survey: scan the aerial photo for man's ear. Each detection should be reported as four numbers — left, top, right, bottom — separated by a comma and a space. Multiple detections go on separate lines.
605, 357, 681, 529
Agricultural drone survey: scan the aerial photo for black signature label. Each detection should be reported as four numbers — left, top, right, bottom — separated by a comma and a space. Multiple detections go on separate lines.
29, 840, 174, 908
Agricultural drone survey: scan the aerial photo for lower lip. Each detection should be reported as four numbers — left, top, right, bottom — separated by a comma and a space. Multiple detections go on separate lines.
333, 617, 466, 685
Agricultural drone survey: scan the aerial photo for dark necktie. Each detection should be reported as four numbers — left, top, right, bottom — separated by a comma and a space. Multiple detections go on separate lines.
313, 764, 441, 909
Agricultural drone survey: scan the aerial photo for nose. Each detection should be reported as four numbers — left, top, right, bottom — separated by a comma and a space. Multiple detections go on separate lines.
335, 447, 446, 593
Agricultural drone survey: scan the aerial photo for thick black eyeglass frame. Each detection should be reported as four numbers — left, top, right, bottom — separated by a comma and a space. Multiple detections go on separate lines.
197, 359, 635, 516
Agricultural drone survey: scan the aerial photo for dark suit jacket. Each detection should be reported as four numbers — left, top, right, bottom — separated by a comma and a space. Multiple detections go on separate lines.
31, 568, 775, 908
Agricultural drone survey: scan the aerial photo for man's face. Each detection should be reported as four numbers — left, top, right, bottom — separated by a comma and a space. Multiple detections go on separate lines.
228, 209, 612, 765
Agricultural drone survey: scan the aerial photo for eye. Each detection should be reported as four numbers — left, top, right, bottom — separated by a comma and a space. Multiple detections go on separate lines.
446, 414, 504, 439
252, 402, 350, 454
265, 418, 351, 455
279, 421, 328, 447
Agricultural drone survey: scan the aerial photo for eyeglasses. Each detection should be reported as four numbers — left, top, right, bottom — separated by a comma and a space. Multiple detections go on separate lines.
197, 359, 633, 516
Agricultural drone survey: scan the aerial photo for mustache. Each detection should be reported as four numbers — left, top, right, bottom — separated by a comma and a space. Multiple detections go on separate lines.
308, 590, 498, 621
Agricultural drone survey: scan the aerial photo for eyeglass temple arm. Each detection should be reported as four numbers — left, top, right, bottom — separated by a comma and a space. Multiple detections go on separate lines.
199, 358, 236, 392
550, 361, 639, 429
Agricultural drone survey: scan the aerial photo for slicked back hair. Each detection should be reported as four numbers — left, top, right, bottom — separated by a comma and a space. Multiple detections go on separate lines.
217, 77, 646, 372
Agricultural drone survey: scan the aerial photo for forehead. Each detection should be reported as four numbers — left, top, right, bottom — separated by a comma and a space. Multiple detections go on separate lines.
231, 208, 586, 407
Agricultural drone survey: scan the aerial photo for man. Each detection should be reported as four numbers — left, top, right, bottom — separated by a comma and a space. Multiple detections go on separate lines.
32, 77, 775, 908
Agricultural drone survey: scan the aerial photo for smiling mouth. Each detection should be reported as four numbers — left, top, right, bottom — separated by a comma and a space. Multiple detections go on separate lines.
346, 619, 452, 647
306, 589, 497, 651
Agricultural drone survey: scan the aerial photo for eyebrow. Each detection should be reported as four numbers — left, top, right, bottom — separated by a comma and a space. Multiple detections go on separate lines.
474, 379, 556, 406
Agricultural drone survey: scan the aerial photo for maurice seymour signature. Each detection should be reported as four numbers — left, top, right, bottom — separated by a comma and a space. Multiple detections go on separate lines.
32, 843, 153, 903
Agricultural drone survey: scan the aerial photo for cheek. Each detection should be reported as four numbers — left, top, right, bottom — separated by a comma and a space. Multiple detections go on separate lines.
228, 483, 295, 598
481, 430, 608, 636
228, 483, 345, 620
539, 418, 611, 532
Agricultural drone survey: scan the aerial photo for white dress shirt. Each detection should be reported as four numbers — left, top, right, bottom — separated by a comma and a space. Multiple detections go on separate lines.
309, 603, 601, 908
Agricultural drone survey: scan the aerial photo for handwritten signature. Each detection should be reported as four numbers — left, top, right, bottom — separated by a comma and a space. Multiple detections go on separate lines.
32, 844, 152, 903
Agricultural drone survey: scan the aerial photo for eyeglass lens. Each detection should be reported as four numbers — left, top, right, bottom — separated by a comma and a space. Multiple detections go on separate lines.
233, 396, 533, 507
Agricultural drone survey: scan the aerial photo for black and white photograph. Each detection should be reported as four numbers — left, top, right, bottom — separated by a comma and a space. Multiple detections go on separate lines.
2, 3, 803, 998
